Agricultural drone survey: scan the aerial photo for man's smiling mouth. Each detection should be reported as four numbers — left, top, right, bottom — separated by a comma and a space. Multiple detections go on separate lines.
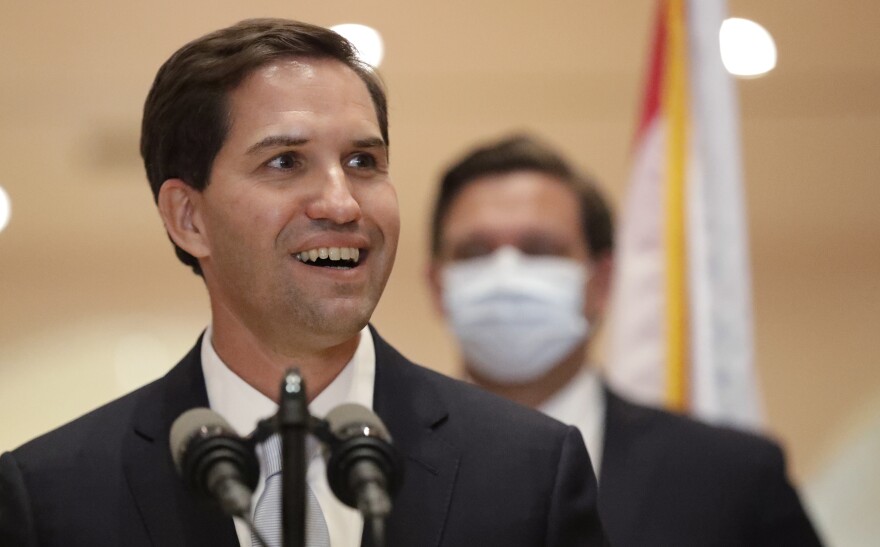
294, 246, 361, 269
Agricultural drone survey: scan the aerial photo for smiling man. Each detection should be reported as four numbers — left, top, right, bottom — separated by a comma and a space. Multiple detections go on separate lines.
161, 56, 399, 405
0, 19, 606, 547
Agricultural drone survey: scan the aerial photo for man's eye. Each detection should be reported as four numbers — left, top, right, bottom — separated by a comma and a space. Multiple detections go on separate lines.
346, 153, 377, 169
267, 153, 299, 170
519, 235, 568, 257
521, 246, 564, 257
452, 242, 494, 261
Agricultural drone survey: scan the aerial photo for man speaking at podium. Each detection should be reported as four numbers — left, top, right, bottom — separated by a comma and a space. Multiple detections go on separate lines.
0, 19, 605, 546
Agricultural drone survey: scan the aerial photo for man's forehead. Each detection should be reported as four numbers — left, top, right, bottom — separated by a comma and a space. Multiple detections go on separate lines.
441, 171, 586, 246
451, 172, 580, 217
234, 56, 359, 96
467, 170, 575, 194
258, 56, 320, 74
225, 56, 381, 139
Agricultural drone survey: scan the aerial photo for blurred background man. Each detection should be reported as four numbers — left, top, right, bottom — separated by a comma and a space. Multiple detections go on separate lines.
427, 133, 823, 546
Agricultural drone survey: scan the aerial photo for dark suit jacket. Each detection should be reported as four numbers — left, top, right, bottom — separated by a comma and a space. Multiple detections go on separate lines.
0, 329, 605, 546
599, 388, 823, 546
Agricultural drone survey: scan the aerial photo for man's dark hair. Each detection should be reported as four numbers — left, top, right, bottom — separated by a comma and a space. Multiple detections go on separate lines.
430, 134, 614, 259
140, 18, 389, 275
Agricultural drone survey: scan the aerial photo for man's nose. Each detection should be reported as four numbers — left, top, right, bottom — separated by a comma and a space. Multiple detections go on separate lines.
305, 164, 362, 224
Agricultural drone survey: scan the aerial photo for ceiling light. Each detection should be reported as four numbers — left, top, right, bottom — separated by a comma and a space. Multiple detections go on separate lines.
720, 18, 777, 77
331, 23, 385, 68
0, 186, 10, 233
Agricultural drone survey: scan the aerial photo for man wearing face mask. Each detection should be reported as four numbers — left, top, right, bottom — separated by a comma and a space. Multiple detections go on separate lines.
427, 134, 824, 546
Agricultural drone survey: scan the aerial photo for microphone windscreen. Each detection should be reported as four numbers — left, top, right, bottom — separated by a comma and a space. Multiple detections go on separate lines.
324, 403, 390, 441
169, 407, 234, 472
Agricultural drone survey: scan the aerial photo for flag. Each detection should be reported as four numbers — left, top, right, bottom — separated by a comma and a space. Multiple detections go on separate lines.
606, 0, 762, 428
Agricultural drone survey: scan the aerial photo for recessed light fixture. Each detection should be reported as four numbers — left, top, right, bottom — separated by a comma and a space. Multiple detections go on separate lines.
720, 18, 777, 77
0, 186, 10, 233
331, 23, 385, 68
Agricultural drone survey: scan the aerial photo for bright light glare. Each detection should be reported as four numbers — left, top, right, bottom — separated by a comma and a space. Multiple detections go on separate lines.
331, 23, 384, 68
0, 186, 10, 233
720, 18, 777, 77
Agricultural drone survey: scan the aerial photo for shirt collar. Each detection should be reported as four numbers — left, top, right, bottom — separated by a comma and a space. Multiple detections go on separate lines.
200, 324, 376, 438
538, 365, 606, 477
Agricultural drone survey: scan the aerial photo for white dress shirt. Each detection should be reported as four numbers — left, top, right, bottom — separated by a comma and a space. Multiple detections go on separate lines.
538, 366, 606, 479
201, 325, 376, 547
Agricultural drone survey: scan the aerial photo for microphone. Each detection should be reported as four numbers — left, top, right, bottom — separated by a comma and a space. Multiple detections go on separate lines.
323, 403, 403, 532
169, 407, 259, 518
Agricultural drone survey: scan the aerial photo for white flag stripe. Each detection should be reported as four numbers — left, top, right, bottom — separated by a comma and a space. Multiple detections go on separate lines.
607, 117, 667, 404
688, 0, 761, 427
607, 0, 762, 429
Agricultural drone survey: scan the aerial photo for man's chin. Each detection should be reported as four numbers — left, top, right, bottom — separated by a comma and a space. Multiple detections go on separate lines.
308, 301, 374, 338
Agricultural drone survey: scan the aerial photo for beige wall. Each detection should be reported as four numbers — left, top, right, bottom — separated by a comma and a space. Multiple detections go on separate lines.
1, 1, 879, 519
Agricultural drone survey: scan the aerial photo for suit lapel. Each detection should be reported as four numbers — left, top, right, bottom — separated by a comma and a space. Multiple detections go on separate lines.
120, 328, 461, 546
367, 327, 461, 547
122, 337, 239, 547
599, 387, 663, 547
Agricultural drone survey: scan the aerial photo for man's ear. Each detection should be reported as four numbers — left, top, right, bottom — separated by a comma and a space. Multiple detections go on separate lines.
425, 261, 448, 318
157, 179, 210, 261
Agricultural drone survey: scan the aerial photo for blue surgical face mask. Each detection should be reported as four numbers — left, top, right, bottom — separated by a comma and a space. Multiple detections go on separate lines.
441, 246, 590, 384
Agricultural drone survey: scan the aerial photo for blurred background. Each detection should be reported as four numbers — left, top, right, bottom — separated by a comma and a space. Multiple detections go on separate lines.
1, 1, 878, 543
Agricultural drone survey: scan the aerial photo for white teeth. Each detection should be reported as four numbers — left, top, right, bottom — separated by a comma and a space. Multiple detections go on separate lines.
295, 247, 361, 265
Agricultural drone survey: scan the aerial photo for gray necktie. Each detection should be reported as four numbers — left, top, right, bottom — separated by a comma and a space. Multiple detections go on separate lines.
251, 434, 331, 547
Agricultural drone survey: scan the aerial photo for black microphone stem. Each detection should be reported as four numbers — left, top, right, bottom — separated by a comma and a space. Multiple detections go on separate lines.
279, 369, 308, 547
